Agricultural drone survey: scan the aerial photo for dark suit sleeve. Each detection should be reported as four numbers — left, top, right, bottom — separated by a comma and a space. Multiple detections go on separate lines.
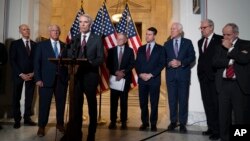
213, 45, 230, 69
213, 46, 230, 69
151, 46, 165, 77
89, 36, 104, 67
0, 43, 8, 65
135, 47, 142, 74
9, 41, 21, 76
106, 49, 113, 73
228, 43, 250, 64
124, 48, 135, 75
34, 43, 42, 82
181, 40, 196, 67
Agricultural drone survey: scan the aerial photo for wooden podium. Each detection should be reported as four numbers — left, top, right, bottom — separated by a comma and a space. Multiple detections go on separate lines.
48, 58, 87, 121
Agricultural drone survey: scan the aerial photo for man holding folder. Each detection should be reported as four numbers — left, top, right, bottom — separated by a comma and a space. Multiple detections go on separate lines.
106, 33, 135, 130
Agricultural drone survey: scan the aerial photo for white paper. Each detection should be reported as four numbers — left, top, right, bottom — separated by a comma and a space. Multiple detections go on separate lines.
109, 75, 126, 91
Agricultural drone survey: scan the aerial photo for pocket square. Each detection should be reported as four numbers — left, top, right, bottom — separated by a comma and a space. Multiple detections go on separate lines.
241, 50, 248, 54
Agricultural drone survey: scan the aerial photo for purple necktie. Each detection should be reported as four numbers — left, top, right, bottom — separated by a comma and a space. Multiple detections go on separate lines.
146, 44, 151, 61
174, 40, 178, 57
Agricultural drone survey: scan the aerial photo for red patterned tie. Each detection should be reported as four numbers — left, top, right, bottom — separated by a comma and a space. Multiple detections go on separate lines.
146, 44, 151, 61
226, 65, 235, 78
81, 35, 86, 53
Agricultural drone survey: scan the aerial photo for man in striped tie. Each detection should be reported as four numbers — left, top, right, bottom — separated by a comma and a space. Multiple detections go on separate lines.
213, 23, 250, 141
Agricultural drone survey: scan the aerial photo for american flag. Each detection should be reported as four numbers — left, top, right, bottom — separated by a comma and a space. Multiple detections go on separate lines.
91, 3, 117, 92
66, 8, 85, 44
116, 4, 142, 87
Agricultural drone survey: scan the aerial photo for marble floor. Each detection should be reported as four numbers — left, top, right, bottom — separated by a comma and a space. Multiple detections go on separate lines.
0, 88, 211, 141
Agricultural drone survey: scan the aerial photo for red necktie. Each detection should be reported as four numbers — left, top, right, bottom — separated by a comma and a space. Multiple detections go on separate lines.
146, 44, 151, 61
203, 38, 208, 52
226, 65, 235, 78
81, 35, 86, 53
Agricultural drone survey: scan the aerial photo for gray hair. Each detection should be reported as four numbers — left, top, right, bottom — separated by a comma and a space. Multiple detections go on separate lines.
207, 19, 214, 29
224, 23, 239, 34
80, 14, 93, 25
172, 22, 183, 33
48, 24, 61, 33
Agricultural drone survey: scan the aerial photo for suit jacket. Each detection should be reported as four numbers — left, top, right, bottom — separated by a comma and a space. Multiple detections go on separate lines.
68, 33, 104, 77
9, 39, 36, 82
106, 45, 135, 84
135, 43, 165, 86
164, 38, 196, 82
0, 43, 7, 66
197, 34, 223, 81
213, 39, 250, 94
34, 39, 68, 87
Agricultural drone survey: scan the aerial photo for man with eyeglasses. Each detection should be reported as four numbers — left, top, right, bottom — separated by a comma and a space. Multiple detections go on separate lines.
213, 23, 250, 141
34, 25, 68, 137
197, 19, 222, 140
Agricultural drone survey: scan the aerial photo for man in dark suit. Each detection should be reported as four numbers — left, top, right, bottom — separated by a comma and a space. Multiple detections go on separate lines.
34, 25, 68, 137
213, 23, 250, 141
9, 24, 37, 129
106, 33, 135, 130
62, 14, 104, 141
135, 27, 165, 132
0, 42, 8, 130
164, 22, 195, 133
197, 19, 222, 140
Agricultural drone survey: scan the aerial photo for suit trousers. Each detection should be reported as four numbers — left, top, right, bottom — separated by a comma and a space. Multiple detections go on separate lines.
12, 79, 35, 121
167, 79, 189, 125
64, 72, 98, 141
110, 83, 129, 124
139, 84, 160, 126
38, 76, 67, 127
219, 79, 250, 141
199, 77, 219, 134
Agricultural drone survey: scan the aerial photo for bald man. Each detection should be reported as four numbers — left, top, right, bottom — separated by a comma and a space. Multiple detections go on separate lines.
9, 24, 37, 129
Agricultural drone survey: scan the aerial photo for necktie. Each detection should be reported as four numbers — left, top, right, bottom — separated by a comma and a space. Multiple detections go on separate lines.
53, 41, 58, 58
203, 38, 208, 52
81, 35, 86, 53
226, 65, 235, 78
25, 40, 30, 55
118, 47, 123, 69
146, 44, 151, 61
174, 40, 178, 57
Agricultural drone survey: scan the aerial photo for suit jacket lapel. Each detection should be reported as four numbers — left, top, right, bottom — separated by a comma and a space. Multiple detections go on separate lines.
178, 39, 185, 57
48, 40, 56, 58
114, 47, 119, 69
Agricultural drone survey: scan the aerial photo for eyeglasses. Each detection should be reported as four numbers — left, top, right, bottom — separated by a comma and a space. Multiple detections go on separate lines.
199, 26, 210, 30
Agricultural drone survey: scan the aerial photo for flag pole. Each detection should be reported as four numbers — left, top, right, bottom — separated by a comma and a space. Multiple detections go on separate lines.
81, 0, 83, 9
97, 2, 107, 125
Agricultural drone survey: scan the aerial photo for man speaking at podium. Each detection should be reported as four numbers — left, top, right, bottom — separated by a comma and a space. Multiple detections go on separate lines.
62, 14, 104, 141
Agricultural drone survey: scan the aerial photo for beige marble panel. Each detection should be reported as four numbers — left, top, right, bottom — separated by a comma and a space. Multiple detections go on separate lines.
39, 0, 172, 45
